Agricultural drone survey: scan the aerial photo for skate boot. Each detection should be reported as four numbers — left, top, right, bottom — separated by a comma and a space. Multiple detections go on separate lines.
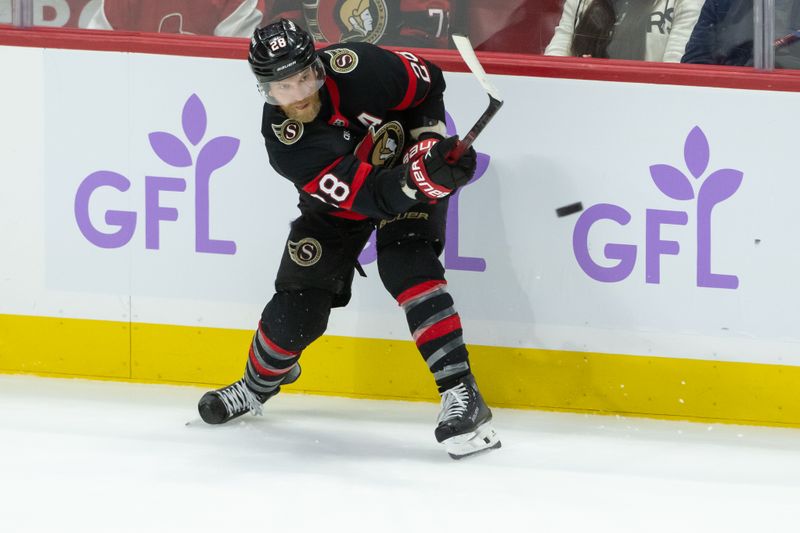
435, 374, 501, 459
198, 364, 301, 425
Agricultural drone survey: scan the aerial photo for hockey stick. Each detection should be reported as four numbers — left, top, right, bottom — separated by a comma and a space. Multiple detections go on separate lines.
775, 30, 800, 49
446, 34, 504, 163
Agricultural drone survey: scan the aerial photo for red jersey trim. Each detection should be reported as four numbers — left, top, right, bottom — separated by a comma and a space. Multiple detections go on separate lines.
3, 29, 800, 93
327, 210, 369, 220
324, 77, 349, 127
390, 51, 418, 111
302, 155, 346, 195
339, 161, 373, 210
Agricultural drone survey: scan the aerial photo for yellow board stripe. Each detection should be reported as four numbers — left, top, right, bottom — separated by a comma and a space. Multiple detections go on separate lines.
0, 314, 131, 378
1, 313, 799, 427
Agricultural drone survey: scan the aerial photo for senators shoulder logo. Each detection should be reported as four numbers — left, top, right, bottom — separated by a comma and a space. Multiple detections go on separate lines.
272, 119, 304, 145
324, 48, 359, 74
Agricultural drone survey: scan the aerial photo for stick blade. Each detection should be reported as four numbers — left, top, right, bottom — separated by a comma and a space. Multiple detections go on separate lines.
451, 34, 503, 102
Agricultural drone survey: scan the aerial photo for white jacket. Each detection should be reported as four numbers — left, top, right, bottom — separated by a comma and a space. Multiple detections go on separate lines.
545, 0, 702, 62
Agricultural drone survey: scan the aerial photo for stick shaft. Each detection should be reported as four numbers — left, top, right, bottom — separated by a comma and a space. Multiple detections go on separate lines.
447, 96, 503, 162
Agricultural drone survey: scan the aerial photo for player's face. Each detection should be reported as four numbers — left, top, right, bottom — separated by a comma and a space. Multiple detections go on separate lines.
270, 66, 322, 122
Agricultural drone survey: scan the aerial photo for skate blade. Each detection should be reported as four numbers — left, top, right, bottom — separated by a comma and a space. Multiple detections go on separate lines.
442, 421, 501, 460
184, 416, 254, 427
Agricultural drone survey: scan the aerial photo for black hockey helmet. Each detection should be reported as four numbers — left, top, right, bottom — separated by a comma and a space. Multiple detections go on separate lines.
249, 19, 326, 104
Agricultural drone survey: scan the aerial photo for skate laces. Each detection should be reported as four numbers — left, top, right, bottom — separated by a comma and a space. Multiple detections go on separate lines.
437, 383, 470, 424
218, 380, 264, 417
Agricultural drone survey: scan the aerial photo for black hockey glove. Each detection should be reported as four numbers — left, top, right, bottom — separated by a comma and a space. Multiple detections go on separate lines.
404, 136, 477, 201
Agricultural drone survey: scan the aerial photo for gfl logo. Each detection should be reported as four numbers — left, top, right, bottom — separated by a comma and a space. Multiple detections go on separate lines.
573, 127, 743, 289
74, 94, 238, 254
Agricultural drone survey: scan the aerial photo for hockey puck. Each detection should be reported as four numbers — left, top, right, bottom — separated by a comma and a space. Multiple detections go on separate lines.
556, 202, 584, 217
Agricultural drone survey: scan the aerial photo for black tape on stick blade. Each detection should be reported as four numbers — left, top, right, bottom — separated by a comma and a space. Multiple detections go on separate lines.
556, 202, 583, 217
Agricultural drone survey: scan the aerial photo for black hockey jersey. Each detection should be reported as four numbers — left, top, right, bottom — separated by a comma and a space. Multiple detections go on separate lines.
261, 41, 446, 220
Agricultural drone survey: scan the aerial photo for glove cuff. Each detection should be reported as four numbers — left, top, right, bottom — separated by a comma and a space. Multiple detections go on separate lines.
416, 131, 445, 142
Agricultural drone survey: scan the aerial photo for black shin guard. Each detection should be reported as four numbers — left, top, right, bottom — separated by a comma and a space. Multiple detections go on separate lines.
260, 288, 333, 351
378, 240, 470, 391
244, 288, 333, 395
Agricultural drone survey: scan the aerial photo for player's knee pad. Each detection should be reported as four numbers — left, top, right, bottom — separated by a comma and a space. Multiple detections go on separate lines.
377, 238, 445, 298
260, 288, 333, 352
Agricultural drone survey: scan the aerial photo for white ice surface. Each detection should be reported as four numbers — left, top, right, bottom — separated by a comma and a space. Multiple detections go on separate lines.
2, 374, 800, 533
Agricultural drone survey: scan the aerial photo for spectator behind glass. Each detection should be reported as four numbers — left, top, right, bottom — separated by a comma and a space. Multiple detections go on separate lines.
467, 0, 563, 55
682, 0, 800, 68
84, 0, 265, 36
264, 0, 458, 48
545, 0, 701, 61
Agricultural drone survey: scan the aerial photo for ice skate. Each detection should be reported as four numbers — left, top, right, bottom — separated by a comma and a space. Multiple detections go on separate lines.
435, 374, 501, 459
198, 364, 300, 425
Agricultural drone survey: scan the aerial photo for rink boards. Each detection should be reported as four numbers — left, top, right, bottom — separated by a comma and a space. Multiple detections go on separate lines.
2, 44, 800, 426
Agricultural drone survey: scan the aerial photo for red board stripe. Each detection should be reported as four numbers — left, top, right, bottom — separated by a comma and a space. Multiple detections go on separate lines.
2, 28, 800, 93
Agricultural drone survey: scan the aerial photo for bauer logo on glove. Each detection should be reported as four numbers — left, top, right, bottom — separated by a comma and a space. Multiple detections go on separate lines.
410, 158, 452, 199
404, 135, 477, 201
402, 137, 439, 165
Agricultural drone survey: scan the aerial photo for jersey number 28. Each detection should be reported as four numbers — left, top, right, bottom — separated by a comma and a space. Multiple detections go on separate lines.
313, 174, 351, 204
396, 51, 431, 82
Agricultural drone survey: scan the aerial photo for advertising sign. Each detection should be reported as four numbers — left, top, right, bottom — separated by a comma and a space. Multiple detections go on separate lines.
2, 46, 799, 366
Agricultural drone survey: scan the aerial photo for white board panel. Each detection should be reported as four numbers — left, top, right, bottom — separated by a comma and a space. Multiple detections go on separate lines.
2, 45, 799, 364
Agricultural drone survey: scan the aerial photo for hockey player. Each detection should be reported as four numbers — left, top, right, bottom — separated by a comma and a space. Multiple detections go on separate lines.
197, 18, 500, 459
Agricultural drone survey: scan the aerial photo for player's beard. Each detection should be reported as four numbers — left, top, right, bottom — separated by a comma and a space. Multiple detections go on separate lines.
282, 92, 322, 123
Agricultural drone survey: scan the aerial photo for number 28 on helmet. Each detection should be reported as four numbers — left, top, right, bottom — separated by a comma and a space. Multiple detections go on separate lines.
248, 19, 326, 106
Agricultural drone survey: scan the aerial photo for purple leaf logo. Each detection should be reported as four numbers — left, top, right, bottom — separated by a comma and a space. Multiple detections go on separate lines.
182, 93, 207, 146
196, 136, 240, 170
649, 164, 694, 200
650, 126, 716, 200
148, 131, 192, 167
684, 126, 709, 178
650, 126, 742, 203
698, 168, 743, 204
148, 94, 212, 168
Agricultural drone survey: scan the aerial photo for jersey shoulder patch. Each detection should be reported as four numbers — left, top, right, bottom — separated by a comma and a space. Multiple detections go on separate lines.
323, 47, 360, 74
271, 118, 304, 145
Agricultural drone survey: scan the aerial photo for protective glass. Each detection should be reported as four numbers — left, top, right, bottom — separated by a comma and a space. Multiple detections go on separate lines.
257, 57, 326, 105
